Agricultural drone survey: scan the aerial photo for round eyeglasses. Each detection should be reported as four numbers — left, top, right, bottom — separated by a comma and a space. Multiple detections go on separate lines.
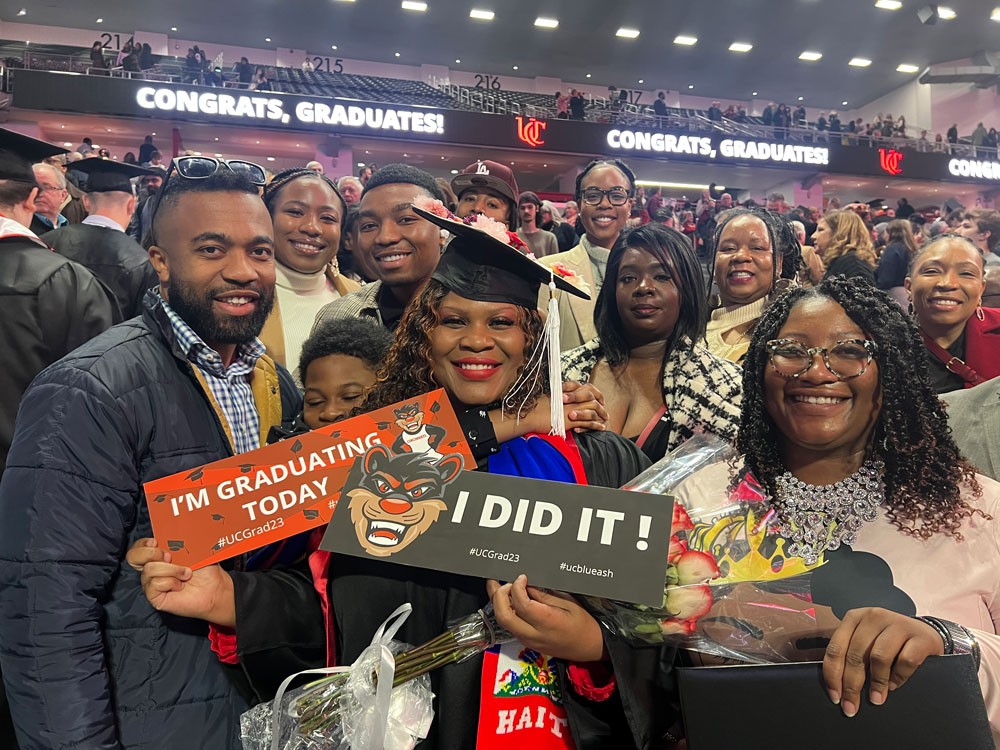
765, 338, 877, 381
580, 187, 631, 206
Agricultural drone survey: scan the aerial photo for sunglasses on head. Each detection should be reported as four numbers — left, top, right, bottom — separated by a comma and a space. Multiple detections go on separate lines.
167, 156, 267, 185
148, 156, 268, 240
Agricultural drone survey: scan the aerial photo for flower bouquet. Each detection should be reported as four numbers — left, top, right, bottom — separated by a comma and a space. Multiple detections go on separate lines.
241, 603, 513, 750
584, 433, 837, 664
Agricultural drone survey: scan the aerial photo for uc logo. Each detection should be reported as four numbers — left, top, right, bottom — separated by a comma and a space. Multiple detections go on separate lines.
879, 148, 904, 176
516, 116, 547, 147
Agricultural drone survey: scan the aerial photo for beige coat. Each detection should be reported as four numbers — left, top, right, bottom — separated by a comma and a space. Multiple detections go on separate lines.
538, 243, 598, 350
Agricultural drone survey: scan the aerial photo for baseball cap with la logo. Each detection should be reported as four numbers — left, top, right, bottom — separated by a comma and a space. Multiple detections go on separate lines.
450, 159, 520, 205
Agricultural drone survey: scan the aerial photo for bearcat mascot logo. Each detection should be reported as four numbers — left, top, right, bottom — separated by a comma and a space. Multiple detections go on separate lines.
346, 444, 463, 557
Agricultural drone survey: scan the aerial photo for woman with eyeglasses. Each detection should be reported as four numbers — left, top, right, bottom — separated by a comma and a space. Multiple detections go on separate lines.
541, 158, 636, 350
677, 276, 1000, 743
563, 223, 742, 462
706, 207, 802, 364
905, 235, 1000, 394
258, 168, 359, 376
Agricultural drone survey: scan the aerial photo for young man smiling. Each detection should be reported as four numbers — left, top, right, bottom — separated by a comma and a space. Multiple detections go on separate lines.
312, 163, 447, 332
0, 165, 300, 749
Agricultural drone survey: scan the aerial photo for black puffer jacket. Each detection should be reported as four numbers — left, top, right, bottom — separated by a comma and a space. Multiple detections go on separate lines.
0, 292, 300, 750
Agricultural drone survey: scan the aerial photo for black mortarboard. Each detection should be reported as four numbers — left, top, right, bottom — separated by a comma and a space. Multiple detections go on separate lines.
0, 128, 67, 183
70, 159, 158, 193
413, 205, 590, 309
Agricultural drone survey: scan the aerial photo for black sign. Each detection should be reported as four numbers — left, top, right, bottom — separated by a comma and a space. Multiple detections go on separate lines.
12, 69, 1000, 186
319, 446, 673, 606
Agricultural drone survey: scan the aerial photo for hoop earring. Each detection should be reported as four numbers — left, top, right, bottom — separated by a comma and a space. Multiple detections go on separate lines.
977, 305, 986, 321
907, 299, 914, 317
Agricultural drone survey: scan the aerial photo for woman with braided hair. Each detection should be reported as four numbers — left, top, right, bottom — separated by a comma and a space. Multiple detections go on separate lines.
683, 276, 1000, 742
706, 207, 802, 363
259, 168, 359, 374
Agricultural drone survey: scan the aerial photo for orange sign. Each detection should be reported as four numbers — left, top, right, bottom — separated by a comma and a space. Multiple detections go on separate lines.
144, 390, 473, 569
516, 116, 547, 147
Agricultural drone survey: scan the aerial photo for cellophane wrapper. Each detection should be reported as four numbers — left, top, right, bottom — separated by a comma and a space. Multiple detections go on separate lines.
240, 640, 434, 750
584, 433, 836, 664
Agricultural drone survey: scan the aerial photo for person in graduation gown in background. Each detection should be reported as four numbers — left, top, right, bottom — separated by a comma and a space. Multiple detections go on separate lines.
129, 204, 682, 749
42, 158, 160, 319
0, 127, 116, 749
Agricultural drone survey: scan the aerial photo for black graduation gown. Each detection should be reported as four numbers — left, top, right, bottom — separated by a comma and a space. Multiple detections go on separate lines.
42, 223, 160, 319
0, 233, 116, 749
231, 431, 681, 749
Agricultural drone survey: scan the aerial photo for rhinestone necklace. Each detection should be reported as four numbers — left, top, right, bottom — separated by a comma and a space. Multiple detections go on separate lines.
765, 457, 885, 566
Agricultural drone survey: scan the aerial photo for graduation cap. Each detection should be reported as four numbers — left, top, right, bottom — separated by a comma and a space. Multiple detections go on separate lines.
413, 200, 589, 438
69, 158, 159, 194
412, 204, 589, 310
0, 128, 68, 184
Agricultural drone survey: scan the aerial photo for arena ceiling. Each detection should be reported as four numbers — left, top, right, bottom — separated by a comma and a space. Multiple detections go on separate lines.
5, 0, 998, 110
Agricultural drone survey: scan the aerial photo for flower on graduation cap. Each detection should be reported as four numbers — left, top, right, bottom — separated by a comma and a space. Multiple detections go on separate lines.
548, 262, 590, 296
412, 195, 451, 219
413, 194, 531, 254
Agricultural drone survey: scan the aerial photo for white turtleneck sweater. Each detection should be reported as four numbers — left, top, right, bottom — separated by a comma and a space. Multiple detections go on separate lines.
274, 263, 343, 371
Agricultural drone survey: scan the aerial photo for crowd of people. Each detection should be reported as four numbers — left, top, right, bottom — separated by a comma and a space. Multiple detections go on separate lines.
0, 122, 998, 750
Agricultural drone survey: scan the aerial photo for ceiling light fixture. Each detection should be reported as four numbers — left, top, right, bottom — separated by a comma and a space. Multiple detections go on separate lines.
455, 58, 460, 63
332, 45, 338, 50
797, 96, 804, 101
849, 57, 872, 67
896, 63, 919, 73
401, 1, 428, 10
842, 100, 849, 105
586, 73, 592, 78
688, 84, 695, 89
170, 26, 177, 31
469, 8, 494, 20
799, 50, 823, 61
395, 52, 401, 57
638, 78, 644, 83
265, 37, 271, 42
673, 35, 698, 45
450, 169, 459, 174
616, 27, 640, 38
96, 18, 103, 23
875, 0, 902, 9
512, 65, 519, 70
534, 17, 558, 28
992, 7, 1000, 21
752, 90, 759, 96
728, 42, 753, 52
267, 156, 275, 161
937, 6, 956, 18
16, 8, 25, 15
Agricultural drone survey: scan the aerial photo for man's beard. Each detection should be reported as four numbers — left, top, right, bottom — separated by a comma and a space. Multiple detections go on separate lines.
167, 279, 275, 345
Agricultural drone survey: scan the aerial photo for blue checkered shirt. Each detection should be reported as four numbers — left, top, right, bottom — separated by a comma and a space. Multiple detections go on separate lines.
161, 297, 265, 455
